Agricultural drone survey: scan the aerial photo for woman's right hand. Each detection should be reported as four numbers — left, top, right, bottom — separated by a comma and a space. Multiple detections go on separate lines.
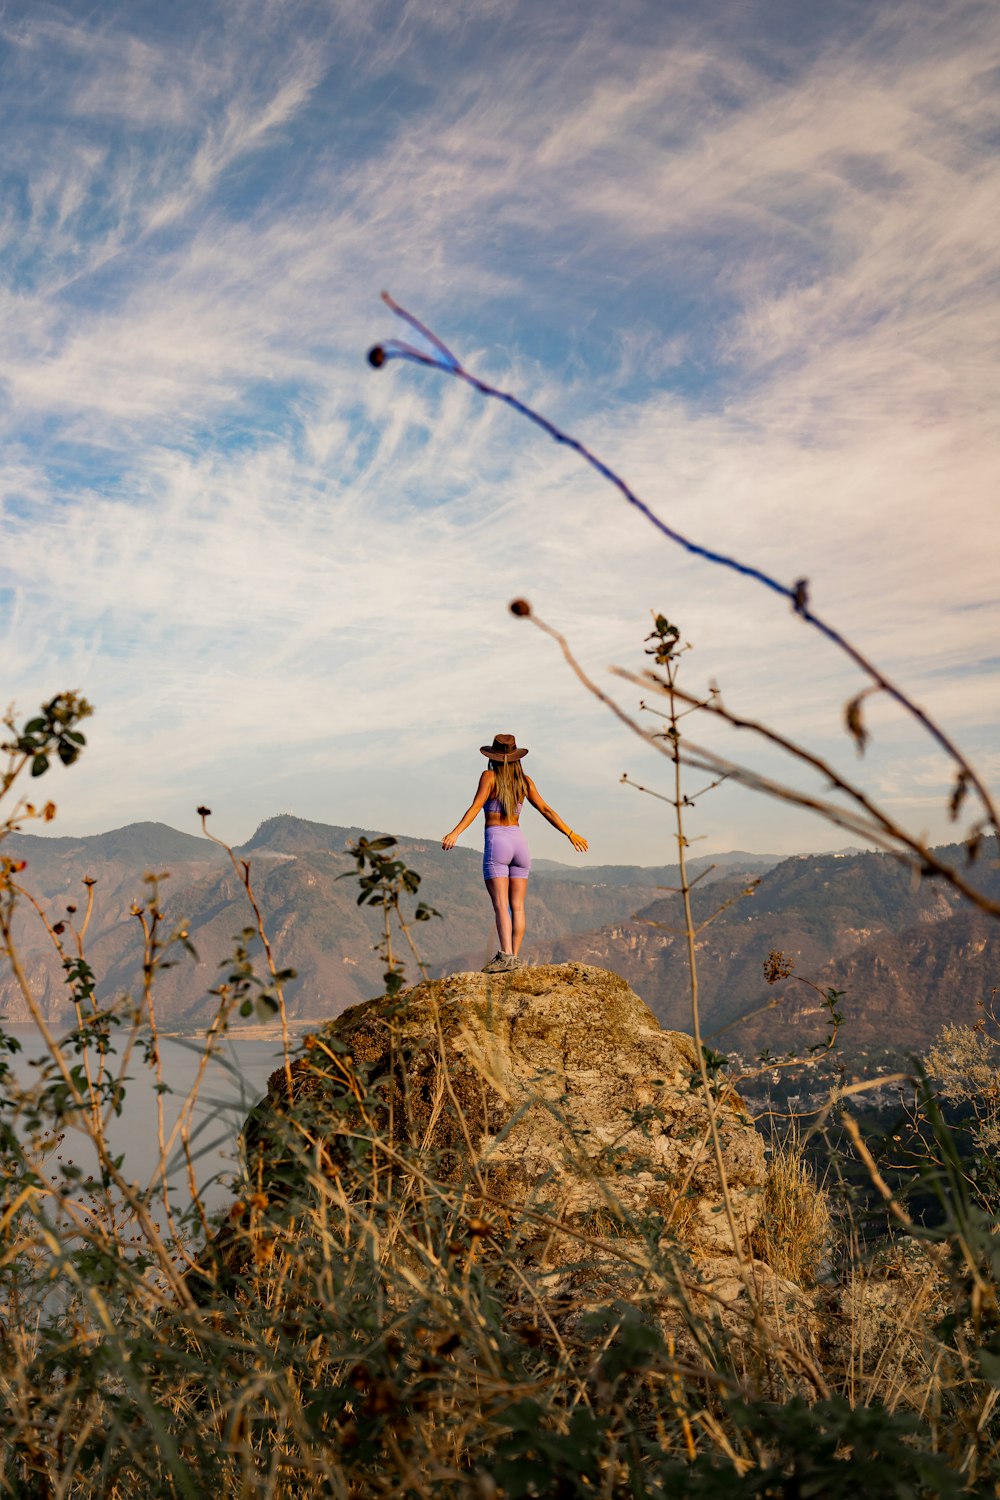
442, 832, 458, 850
568, 831, 588, 853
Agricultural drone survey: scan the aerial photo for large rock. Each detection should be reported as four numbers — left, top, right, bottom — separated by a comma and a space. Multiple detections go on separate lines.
210, 962, 836, 1384
215, 963, 947, 1402
252, 963, 767, 1263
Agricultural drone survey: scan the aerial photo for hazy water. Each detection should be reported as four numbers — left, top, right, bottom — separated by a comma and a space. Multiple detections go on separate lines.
3, 1024, 286, 1217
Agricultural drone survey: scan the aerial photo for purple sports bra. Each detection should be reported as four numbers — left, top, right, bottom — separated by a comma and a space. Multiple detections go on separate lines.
485, 797, 523, 817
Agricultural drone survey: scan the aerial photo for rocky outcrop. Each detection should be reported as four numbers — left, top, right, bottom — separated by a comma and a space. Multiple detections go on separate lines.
204, 962, 957, 1404
231, 963, 817, 1346
257, 963, 766, 1253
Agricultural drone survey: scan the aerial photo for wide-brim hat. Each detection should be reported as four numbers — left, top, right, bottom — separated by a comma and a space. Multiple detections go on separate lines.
480, 732, 528, 763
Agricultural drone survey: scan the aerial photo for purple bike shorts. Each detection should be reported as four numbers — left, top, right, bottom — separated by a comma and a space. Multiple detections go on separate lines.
483, 824, 532, 880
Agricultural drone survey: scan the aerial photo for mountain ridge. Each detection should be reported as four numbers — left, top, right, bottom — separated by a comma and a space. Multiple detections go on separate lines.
10, 812, 781, 878
2, 816, 995, 1049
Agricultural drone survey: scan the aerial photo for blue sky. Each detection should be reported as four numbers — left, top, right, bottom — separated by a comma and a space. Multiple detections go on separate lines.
2, 0, 998, 864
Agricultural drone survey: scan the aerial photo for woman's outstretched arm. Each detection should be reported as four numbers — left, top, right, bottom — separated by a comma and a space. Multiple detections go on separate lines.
442, 771, 493, 849
525, 777, 589, 852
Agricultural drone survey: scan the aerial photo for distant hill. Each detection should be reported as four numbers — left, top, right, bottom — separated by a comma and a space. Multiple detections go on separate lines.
530, 846, 1000, 1051
240, 814, 370, 857
2, 819, 995, 1050
4, 815, 771, 1027
6, 821, 226, 881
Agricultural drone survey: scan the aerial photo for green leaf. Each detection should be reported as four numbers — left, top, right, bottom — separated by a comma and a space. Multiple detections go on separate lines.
23, 718, 46, 733
30, 754, 49, 777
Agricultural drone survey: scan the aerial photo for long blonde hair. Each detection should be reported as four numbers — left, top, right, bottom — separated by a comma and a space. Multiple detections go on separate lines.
489, 759, 528, 819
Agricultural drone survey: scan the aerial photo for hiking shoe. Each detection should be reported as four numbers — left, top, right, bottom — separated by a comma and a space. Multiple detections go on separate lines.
481, 951, 515, 974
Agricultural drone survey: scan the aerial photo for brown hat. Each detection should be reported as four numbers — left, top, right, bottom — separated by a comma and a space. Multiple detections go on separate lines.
480, 732, 528, 763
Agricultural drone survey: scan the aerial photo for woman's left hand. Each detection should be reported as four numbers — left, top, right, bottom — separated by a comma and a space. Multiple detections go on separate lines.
568, 831, 588, 853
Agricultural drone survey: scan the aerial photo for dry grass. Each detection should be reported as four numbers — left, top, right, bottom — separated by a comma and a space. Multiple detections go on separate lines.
1, 1009, 995, 1497
750, 1129, 832, 1288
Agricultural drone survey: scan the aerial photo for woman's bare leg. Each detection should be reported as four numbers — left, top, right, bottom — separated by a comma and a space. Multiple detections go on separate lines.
486, 875, 513, 951
509, 878, 527, 955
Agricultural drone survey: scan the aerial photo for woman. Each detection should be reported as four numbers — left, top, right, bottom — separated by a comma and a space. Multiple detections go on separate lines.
442, 732, 588, 973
